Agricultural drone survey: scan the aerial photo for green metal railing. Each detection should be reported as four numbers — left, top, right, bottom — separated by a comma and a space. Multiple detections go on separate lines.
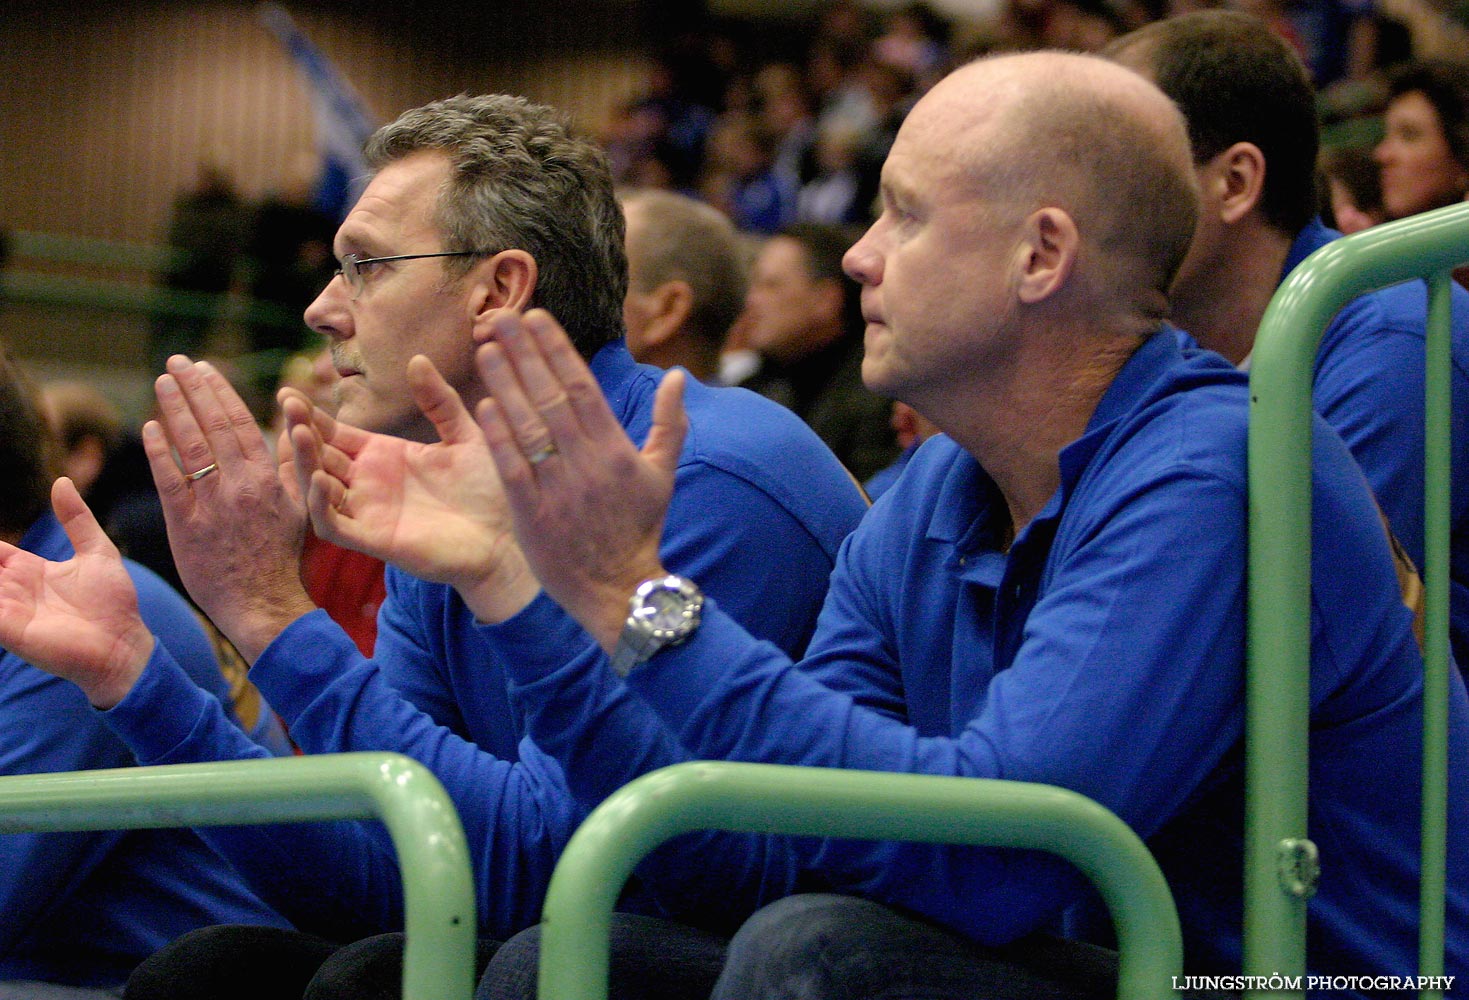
0, 228, 304, 332
0, 752, 477, 1000
537, 761, 1182, 1000
1247, 200, 1469, 999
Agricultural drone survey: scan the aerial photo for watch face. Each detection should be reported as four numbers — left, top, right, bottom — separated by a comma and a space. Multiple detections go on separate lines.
631, 576, 703, 640
646, 588, 692, 632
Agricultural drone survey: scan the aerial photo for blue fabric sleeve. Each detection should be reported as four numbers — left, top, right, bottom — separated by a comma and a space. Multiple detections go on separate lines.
0, 661, 140, 960
246, 610, 586, 938
101, 640, 397, 941
651, 455, 853, 657
491, 595, 813, 931
506, 460, 1250, 945
0, 558, 283, 966
372, 568, 470, 734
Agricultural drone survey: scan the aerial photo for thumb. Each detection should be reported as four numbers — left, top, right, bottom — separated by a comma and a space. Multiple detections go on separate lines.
643, 369, 688, 478
409, 354, 478, 445
51, 478, 118, 560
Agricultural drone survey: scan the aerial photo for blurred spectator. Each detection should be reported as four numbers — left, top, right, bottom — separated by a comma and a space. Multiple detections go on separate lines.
149, 160, 249, 372
1278, 0, 1381, 88
991, 0, 1129, 52
873, 2, 953, 88
628, 41, 725, 192
864, 400, 942, 501
1320, 143, 1388, 233
37, 380, 178, 596
702, 114, 799, 234
39, 380, 123, 501
739, 223, 899, 481
244, 153, 336, 363
799, 120, 868, 224
1375, 59, 1469, 221
807, 37, 880, 142
621, 189, 747, 383
753, 62, 818, 187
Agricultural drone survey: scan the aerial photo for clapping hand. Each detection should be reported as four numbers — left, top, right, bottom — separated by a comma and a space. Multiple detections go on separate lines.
473, 309, 687, 650
281, 354, 540, 623
0, 478, 153, 708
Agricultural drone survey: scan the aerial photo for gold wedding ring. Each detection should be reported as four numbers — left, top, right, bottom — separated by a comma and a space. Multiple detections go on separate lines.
526, 442, 558, 466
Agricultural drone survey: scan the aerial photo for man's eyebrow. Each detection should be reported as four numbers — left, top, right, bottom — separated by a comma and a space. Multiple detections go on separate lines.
333, 230, 376, 259
882, 176, 920, 211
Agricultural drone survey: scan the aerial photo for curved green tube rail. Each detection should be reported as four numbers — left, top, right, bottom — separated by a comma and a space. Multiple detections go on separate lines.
538, 761, 1182, 1000
1248, 200, 1469, 998
0, 752, 476, 1000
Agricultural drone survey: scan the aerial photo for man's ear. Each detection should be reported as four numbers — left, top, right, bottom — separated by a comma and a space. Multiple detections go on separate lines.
468, 249, 537, 320
638, 280, 695, 349
1212, 141, 1267, 225
1014, 206, 1078, 305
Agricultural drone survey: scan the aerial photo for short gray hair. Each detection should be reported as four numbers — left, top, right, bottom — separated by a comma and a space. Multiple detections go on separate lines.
366, 94, 628, 357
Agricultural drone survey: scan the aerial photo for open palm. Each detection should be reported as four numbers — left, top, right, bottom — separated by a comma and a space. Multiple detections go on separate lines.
0, 480, 152, 705
282, 356, 523, 593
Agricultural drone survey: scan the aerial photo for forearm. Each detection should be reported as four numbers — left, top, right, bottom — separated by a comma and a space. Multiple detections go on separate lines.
210, 582, 320, 665
251, 610, 590, 936
495, 595, 809, 930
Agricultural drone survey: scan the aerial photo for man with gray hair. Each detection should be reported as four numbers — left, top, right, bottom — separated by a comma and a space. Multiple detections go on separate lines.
0, 93, 865, 998
620, 188, 747, 383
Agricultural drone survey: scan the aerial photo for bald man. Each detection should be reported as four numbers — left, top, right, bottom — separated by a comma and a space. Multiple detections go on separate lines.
462, 50, 1466, 998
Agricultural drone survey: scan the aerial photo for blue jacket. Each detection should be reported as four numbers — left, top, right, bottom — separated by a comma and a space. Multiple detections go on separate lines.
498, 331, 1469, 990
1288, 219, 1469, 670
102, 341, 867, 940
0, 514, 290, 988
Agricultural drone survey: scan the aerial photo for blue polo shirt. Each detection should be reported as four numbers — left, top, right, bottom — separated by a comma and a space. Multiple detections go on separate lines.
500, 330, 1469, 989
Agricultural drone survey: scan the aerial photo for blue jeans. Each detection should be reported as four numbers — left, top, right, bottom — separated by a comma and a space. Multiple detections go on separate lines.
0, 985, 123, 1000
476, 913, 727, 1000
123, 925, 499, 1000
710, 894, 1122, 1000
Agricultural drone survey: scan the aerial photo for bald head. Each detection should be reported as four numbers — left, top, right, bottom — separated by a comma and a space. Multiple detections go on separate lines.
913, 52, 1200, 301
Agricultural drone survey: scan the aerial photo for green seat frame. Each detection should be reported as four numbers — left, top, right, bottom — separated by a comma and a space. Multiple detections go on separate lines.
0, 752, 477, 1000
1246, 201, 1469, 999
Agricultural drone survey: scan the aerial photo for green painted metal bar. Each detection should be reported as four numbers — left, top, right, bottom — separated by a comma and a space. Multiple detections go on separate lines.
538, 761, 1182, 1000
1247, 200, 1469, 1000
0, 752, 476, 1000
0, 269, 302, 330
1420, 271, 1454, 1000
7, 229, 185, 273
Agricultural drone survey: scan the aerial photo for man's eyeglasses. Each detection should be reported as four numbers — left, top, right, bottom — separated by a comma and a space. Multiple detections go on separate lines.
334, 251, 488, 299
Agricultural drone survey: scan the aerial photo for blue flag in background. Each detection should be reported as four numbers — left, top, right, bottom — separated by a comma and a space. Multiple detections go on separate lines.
258, 3, 377, 221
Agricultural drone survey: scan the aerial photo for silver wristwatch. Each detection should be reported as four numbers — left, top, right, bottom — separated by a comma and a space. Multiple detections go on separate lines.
608, 575, 704, 677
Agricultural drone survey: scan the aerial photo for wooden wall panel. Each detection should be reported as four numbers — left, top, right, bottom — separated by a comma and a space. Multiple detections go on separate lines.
0, 1, 653, 374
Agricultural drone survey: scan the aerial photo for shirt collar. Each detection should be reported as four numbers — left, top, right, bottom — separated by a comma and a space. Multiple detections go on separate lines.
589, 339, 640, 427
926, 328, 1191, 553
1281, 217, 1339, 280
